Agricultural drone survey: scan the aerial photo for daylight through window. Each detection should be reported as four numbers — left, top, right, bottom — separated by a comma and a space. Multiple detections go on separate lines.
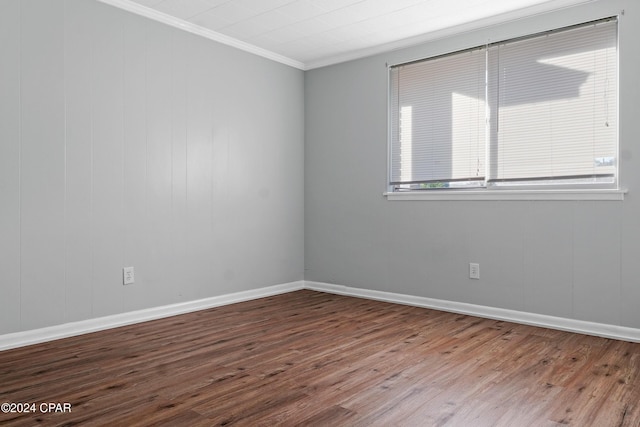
389, 18, 618, 192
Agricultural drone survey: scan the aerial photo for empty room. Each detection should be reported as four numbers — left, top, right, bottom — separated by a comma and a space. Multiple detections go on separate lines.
1, 0, 639, 425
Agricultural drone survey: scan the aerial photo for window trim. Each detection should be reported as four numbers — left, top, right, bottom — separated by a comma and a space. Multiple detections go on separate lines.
386, 16, 622, 200
383, 188, 626, 201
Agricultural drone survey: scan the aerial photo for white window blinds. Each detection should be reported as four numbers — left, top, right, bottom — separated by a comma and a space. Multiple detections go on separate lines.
389, 18, 618, 191
488, 19, 617, 186
390, 47, 487, 188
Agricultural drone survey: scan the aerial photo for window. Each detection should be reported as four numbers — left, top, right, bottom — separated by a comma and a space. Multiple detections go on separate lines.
389, 18, 618, 193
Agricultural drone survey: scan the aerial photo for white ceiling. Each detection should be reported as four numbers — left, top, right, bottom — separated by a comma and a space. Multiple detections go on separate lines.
103, 0, 593, 69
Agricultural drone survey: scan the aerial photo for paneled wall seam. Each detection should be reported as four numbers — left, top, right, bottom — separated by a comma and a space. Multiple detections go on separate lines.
18, 0, 23, 330
63, 0, 68, 322
120, 12, 126, 312
90, 8, 95, 319
571, 205, 575, 319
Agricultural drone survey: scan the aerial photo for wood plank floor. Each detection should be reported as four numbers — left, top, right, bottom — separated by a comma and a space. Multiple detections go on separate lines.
1, 290, 639, 426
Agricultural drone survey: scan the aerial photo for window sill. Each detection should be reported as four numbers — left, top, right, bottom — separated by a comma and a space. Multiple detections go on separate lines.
383, 189, 627, 201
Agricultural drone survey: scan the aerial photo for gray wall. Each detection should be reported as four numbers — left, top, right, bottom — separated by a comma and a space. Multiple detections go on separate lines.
3, 0, 639, 336
305, 0, 640, 328
0, 0, 304, 334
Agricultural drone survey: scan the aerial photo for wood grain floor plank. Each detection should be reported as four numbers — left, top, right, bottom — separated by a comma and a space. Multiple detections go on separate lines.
1, 290, 639, 426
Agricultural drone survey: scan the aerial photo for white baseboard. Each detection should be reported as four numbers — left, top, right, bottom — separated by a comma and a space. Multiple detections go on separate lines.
0, 281, 304, 351
304, 281, 640, 343
3, 279, 638, 351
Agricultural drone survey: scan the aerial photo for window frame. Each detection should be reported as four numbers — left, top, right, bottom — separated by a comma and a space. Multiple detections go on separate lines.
386, 17, 625, 201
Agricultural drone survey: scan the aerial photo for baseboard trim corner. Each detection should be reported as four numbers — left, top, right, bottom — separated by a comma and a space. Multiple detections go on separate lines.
4, 280, 637, 351
304, 281, 640, 343
0, 280, 305, 351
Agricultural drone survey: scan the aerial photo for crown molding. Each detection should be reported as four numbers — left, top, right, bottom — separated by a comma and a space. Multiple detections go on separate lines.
98, 0, 596, 72
96, 0, 306, 70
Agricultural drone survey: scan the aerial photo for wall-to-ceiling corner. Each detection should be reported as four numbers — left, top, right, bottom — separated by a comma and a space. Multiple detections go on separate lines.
0, 0, 305, 336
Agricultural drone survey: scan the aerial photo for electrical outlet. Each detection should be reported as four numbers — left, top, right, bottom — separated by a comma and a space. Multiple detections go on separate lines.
469, 263, 480, 280
123, 267, 135, 285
